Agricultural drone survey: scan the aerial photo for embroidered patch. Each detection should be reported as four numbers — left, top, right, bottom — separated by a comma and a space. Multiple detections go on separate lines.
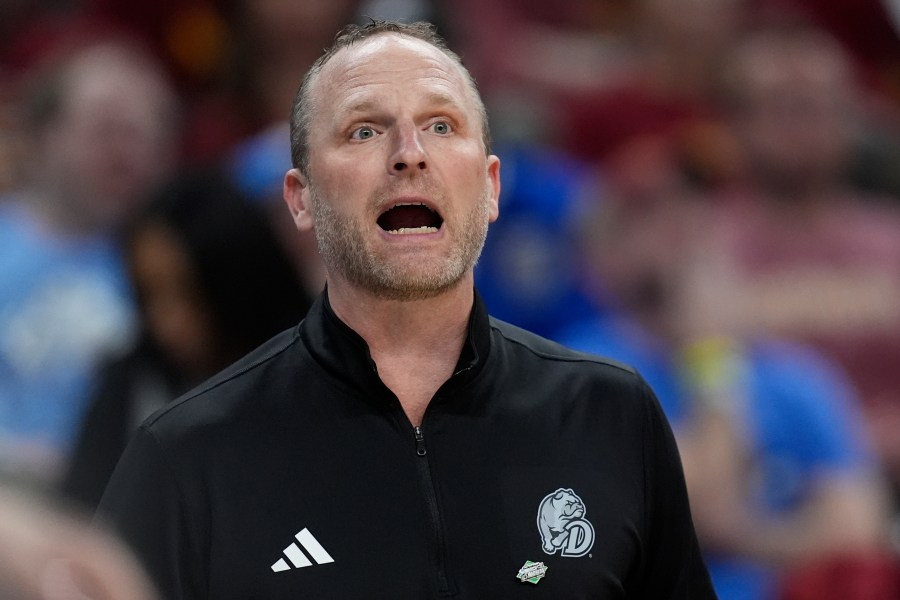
537, 488, 595, 557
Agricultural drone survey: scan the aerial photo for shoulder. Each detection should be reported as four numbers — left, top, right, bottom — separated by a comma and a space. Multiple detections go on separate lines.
491, 317, 633, 367
140, 327, 303, 440
488, 316, 642, 385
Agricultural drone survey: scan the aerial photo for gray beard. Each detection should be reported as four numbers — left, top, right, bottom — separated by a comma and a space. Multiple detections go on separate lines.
310, 184, 491, 301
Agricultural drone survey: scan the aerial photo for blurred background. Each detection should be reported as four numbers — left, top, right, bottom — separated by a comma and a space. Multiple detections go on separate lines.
1, 0, 900, 598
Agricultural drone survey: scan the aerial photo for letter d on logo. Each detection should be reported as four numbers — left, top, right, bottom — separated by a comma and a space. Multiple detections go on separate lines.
561, 520, 595, 557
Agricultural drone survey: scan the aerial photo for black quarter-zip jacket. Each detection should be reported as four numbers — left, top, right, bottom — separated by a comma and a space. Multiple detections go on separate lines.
97, 290, 717, 599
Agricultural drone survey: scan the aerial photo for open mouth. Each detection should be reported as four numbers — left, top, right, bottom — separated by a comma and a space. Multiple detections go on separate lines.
377, 203, 443, 234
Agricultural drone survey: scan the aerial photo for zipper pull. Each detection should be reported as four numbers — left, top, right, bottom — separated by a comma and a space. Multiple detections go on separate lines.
414, 426, 427, 456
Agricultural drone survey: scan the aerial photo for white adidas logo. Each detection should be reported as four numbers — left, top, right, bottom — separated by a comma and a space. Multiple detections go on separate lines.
271, 528, 335, 572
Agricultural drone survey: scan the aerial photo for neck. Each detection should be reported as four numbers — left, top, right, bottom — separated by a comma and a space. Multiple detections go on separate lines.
327, 276, 475, 426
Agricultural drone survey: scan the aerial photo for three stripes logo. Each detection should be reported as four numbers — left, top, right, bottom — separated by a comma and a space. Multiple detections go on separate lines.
271, 528, 335, 572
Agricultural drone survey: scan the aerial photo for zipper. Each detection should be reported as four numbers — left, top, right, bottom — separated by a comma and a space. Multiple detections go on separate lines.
413, 425, 453, 595
414, 425, 427, 456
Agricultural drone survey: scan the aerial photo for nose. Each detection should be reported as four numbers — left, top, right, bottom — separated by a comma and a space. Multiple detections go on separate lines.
389, 124, 427, 174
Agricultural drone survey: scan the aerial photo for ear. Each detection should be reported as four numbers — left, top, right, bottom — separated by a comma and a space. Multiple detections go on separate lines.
283, 168, 315, 232
486, 155, 501, 223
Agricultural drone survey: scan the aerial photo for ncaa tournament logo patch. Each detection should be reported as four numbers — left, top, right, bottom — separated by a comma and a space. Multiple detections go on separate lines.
536, 488, 595, 557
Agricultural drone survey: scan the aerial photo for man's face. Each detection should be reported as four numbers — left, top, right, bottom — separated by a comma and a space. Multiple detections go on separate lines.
286, 34, 500, 301
42, 52, 175, 231
734, 41, 855, 188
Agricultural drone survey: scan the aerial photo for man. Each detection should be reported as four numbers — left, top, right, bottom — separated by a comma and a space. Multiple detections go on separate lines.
97, 21, 716, 598
0, 36, 177, 483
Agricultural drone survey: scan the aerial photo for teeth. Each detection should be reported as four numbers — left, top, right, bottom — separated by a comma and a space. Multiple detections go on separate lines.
387, 226, 439, 235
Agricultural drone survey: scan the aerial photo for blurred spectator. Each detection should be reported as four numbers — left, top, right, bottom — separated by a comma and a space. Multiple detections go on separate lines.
444, 0, 743, 188
753, 0, 900, 99
740, 1, 900, 202
559, 163, 891, 600
561, 0, 745, 188
62, 169, 313, 510
699, 24, 900, 536
0, 483, 159, 600
0, 37, 178, 483
473, 142, 599, 337
1, 9, 111, 198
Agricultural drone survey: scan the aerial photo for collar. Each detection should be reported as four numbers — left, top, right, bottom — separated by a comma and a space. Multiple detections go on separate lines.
299, 287, 492, 405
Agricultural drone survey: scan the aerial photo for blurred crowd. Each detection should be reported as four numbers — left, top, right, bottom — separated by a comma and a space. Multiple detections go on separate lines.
1, 0, 900, 598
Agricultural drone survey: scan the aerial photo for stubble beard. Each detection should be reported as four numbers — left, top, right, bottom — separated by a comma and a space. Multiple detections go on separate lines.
310, 182, 492, 301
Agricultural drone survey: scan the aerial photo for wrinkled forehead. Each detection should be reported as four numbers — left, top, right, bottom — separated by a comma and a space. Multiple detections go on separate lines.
309, 33, 477, 117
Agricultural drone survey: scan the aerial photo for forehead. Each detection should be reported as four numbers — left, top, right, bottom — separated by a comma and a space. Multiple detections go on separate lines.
311, 33, 475, 115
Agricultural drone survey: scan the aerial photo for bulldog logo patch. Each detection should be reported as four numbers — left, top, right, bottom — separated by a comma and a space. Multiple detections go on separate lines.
536, 488, 595, 557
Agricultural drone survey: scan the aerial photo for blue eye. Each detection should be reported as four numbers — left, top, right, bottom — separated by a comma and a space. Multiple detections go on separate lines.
351, 126, 376, 140
431, 121, 452, 135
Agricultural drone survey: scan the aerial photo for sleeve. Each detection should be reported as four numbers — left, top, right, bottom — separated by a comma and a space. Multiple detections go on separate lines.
629, 376, 719, 599
95, 426, 205, 600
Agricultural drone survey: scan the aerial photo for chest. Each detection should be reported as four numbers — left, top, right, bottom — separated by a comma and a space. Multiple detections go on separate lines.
192, 407, 647, 599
